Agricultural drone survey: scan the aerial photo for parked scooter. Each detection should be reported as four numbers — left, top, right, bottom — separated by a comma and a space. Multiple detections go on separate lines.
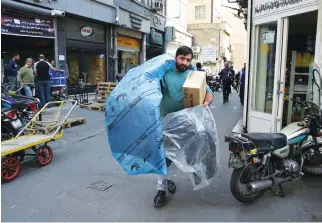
213, 75, 222, 91
225, 63, 322, 203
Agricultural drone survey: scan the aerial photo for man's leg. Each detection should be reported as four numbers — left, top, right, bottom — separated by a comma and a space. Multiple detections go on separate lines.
44, 81, 51, 104
8, 76, 17, 91
38, 81, 46, 107
23, 85, 33, 101
154, 158, 176, 207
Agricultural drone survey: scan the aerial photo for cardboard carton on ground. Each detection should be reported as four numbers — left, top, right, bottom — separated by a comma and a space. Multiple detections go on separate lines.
183, 70, 206, 108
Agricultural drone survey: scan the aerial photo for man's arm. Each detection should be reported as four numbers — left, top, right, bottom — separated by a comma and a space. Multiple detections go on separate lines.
8, 60, 15, 73
47, 62, 56, 71
17, 68, 23, 86
203, 85, 214, 106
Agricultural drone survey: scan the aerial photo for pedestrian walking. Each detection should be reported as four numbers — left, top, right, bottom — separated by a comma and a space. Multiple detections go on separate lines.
17, 58, 35, 99
239, 63, 246, 106
219, 62, 231, 103
34, 54, 56, 107
154, 46, 214, 207
6, 53, 20, 91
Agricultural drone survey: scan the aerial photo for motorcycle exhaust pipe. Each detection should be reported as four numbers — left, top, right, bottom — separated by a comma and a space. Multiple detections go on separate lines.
247, 178, 290, 193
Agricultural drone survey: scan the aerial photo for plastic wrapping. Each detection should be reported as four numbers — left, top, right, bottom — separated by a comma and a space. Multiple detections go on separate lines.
105, 54, 192, 176
163, 106, 219, 190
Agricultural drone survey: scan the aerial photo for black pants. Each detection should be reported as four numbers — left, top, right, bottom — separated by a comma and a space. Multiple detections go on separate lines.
222, 80, 231, 101
239, 85, 245, 105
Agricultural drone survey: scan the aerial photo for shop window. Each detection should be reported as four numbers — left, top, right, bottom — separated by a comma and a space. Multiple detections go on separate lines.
118, 51, 139, 75
253, 22, 277, 114
195, 6, 205, 20
67, 51, 106, 86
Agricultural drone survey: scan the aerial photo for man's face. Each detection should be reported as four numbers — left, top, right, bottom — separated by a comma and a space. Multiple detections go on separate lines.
15, 55, 20, 61
26, 59, 32, 67
175, 54, 192, 72
224, 62, 229, 68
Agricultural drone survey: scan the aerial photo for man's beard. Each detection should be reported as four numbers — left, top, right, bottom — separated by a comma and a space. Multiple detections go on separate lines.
176, 64, 188, 72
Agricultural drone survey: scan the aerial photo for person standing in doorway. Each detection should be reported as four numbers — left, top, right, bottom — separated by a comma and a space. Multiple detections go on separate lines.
239, 63, 246, 106
7, 53, 20, 91
34, 54, 55, 107
50, 60, 56, 68
219, 61, 231, 103
17, 58, 35, 98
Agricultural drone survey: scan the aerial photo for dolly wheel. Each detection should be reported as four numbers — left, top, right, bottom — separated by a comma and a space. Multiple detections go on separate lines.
36, 146, 53, 166
1, 157, 20, 182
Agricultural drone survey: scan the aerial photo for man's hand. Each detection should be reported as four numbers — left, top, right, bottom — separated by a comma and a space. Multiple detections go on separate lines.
203, 93, 214, 107
20, 82, 24, 88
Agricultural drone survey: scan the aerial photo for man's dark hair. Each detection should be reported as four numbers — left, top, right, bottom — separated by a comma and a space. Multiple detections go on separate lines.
39, 54, 45, 60
175, 46, 193, 58
12, 52, 19, 58
196, 62, 202, 69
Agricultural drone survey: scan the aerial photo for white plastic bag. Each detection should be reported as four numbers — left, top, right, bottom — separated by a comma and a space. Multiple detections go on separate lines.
162, 106, 219, 190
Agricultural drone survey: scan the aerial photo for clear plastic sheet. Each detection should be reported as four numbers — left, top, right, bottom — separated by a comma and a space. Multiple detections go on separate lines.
163, 106, 219, 190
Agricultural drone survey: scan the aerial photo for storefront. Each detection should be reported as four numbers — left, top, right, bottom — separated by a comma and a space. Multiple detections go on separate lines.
116, 27, 143, 76
65, 17, 107, 88
242, 0, 322, 133
165, 26, 193, 57
1, 11, 56, 71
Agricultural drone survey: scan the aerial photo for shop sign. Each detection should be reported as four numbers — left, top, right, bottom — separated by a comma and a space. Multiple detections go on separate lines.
153, 15, 162, 27
1, 13, 55, 38
117, 35, 141, 50
202, 46, 217, 62
254, 0, 318, 17
150, 30, 163, 46
79, 25, 94, 38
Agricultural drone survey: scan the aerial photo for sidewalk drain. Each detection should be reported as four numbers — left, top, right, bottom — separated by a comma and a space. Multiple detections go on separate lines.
89, 181, 113, 191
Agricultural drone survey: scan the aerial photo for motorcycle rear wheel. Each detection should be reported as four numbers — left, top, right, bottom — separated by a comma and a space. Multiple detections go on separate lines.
230, 165, 266, 203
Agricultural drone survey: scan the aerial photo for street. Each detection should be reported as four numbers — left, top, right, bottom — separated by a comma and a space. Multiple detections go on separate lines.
1, 91, 322, 222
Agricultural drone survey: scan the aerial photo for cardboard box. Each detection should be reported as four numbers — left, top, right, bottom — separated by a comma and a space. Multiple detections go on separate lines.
183, 70, 206, 108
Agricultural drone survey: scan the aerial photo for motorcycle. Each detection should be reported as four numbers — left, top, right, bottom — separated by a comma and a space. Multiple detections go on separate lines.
1, 102, 26, 141
214, 75, 222, 91
225, 63, 322, 203
206, 74, 217, 92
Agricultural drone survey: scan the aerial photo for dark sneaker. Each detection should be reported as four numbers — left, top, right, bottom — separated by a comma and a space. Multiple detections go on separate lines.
167, 180, 176, 194
154, 190, 166, 207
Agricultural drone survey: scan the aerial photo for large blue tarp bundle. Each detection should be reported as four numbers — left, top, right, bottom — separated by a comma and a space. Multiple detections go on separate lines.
105, 54, 178, 175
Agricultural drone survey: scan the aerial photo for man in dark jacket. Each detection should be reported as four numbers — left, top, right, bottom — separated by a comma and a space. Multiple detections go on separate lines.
219, 62, 231, 103
239, 63, 246, 105
6, 53, 20, 91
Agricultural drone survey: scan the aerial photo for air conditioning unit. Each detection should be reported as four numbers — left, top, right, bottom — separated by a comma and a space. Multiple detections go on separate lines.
192, 46, 201, 53
153, 0, 164, 11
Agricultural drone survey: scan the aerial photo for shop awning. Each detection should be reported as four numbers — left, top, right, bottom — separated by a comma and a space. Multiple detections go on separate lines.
1, 0, 53, 16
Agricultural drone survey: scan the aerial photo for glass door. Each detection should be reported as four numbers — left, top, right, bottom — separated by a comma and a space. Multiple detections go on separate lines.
248, 19, 284, 132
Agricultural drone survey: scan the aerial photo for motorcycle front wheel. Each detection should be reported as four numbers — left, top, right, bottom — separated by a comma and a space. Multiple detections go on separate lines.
302, 144, 322, 175
230, 165, 266, 203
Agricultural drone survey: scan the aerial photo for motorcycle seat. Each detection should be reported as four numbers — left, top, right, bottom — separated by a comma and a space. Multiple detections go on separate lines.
241, 133, 287, 151
1, 107, 12, 114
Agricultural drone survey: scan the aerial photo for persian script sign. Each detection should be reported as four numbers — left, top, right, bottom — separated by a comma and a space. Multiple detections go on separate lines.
1, 13, 55, 38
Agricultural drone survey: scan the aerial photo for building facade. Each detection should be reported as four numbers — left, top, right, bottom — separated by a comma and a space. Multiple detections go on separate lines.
1, 0, 166, 89
187, 0, 246, 73
165, 0, 193, 57
187, 0, 232, 74
232, 0, 322, 133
